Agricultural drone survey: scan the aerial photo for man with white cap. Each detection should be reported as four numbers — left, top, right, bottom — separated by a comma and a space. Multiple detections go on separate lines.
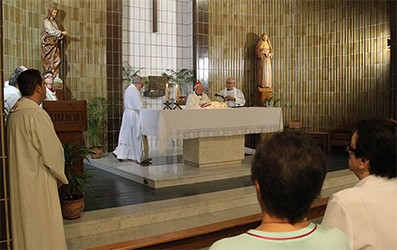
186, 81, 211, 109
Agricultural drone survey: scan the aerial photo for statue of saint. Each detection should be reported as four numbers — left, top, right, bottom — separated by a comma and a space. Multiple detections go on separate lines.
256, 33, 273, 88
41, 6, 67, 79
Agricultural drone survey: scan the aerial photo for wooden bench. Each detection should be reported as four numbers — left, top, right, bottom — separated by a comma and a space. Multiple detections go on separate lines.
88, 197, 329, 250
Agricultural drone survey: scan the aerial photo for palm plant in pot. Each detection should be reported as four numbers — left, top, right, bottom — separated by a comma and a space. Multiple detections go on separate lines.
60, 143, 93, 220
87, 96, 110, 158
162, 69, 196, 105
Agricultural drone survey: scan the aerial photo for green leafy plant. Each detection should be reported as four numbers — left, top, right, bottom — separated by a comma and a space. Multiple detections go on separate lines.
122, 61, 143, 84
87, 97, 110, 147
263, 97, 291, 108
63, 143, 93, 199
162, 69, 196, 95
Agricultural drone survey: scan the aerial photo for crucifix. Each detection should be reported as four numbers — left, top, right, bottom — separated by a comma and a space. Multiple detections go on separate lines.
153, 0, 158, 33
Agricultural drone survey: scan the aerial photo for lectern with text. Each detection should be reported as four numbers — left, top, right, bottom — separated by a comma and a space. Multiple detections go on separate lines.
42, 100, 87, 144
43, 100, 87, 172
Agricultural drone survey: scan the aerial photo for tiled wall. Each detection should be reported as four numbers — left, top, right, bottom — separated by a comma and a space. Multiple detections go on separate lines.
0, 1, 11, 247
2, 0, 108, 101
196, 0, 393, 131
106, 0, 122, 152
121, 0, 193, 110
390, 1, 397, 118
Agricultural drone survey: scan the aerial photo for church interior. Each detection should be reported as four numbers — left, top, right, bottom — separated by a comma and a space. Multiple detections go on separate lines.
0, 0, 396, 249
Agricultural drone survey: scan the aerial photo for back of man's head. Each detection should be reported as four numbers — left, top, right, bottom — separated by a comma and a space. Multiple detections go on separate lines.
17, 69, 43, 97
8, 72, 20, 87
354, 118, 396, 178
14, 65, 28, 73
132, 75, 143, 85
251, 130, 326, 224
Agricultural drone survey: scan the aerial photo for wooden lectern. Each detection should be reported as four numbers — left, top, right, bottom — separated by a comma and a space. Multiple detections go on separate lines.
42, 100, 87, 144
43, 101, 87, 172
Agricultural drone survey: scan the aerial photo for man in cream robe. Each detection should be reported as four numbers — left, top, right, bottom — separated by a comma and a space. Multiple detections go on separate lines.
216, 77, 246, 107
7, 69, 68, 249
113, 76, 151, 164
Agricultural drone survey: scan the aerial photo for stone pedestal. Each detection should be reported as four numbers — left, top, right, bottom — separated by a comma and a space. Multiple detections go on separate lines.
183, 135, 245, 168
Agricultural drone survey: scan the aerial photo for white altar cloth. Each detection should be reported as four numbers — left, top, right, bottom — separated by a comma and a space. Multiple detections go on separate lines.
140, 107, 283, 151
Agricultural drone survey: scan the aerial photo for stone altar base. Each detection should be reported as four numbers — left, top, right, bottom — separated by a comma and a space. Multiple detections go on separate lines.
183, 135, 245, 168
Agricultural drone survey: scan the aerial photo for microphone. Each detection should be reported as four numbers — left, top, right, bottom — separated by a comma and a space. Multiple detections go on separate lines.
215, 93, 226, 101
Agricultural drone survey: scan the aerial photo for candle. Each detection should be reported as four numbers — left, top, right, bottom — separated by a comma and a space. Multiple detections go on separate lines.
165, 83, 170, 102
175, 84, 180, 102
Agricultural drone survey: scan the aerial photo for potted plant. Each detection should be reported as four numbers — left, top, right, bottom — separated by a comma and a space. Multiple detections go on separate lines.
87, 96, 110, 158
262, 96, 303, 128
60, 143, 93, 220
162, 69, 196, 104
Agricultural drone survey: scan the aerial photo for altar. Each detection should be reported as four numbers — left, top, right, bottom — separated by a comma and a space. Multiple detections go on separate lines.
140, 107, 283, 167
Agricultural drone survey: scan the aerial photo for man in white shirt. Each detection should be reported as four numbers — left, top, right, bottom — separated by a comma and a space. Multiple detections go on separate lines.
216, 77, 245, 107
3, 66, 28, 122
4, 73, 22, 122
322, 118, 397, 250
186, 81, 211, 109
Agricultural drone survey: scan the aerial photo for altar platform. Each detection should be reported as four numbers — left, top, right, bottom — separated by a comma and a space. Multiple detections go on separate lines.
86, 146, 254, 189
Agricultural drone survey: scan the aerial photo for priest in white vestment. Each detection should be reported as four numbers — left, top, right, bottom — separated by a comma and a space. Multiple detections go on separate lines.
186, 81, 211, 109
113, 76, 151, 164
216, 77, 246, 107
7, 69, 69, 249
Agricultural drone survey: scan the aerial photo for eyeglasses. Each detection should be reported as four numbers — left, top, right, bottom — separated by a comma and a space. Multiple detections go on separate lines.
345, 144, 357, 154
226, 82, 235, 84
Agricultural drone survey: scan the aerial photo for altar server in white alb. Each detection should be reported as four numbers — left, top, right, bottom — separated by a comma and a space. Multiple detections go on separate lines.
7, 69, 69, 249
43, 71, 58, 101
186, 81, 211, 108
113, 76, 151, 164
216, 77, 245, 107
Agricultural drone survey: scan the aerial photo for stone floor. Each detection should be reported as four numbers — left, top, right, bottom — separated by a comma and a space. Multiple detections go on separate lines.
83, 147, 349, 212
63, 146, 357, 249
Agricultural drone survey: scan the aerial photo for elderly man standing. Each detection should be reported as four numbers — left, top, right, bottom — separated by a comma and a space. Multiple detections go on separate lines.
7, 69, 69, 249
113, 75, 151, 164
322, 118, 397, 250
216, 77, 246, 107
186, 81, 211, 109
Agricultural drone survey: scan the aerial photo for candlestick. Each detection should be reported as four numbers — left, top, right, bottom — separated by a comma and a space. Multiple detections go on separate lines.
165, 83, 170, 102
175, 84, 180, 102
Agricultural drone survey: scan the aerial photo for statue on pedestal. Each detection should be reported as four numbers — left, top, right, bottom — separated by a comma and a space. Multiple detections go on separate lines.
41, 6, 68, 79
256, 33, 273, 88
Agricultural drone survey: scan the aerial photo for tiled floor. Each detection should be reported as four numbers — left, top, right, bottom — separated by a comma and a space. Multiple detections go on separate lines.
84, 153, 348, 211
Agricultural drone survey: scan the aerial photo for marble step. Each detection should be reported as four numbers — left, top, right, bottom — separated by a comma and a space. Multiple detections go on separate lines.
65, 186, 258, 248
64, 169, 358, 249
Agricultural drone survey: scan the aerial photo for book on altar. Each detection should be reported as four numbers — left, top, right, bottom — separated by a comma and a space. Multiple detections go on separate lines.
203, 101, 228, 109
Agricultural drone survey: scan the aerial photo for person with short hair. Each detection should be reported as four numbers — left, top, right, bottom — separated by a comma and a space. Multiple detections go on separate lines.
322, 118, 397, 250
216, 77, 245, 107
209, 131, 349, 250
186, 81, 211, 109
42, 70, 58, 101
7, 69, 68, 249
3, 72, 22, 122
113, 75, 151, 164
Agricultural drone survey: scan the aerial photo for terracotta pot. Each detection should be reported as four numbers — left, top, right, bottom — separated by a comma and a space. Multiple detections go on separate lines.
90, 146, 103, 159
61, 195, 85, 220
